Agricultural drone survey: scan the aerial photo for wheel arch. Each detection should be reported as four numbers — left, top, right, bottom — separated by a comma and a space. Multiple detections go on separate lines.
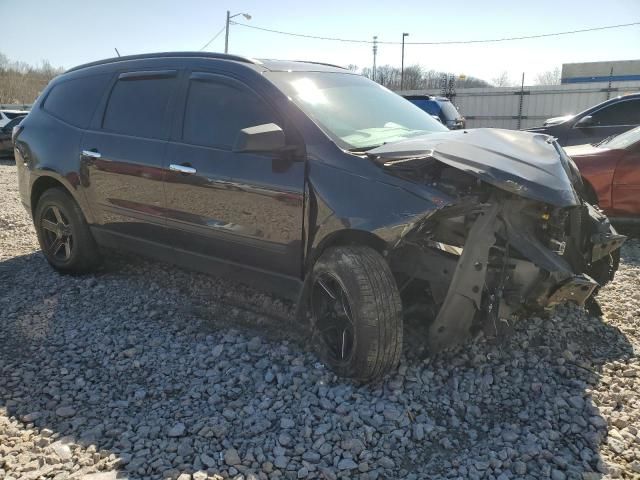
306, 228, 388, 274
30, 173, 94, 223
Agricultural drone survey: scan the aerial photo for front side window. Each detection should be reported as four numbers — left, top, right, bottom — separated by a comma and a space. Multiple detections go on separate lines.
44, 73, 112, 128
266, 72, 447, 150
182, 76, 275, 149
591, 99, 640, 126
103, 74, 178, 139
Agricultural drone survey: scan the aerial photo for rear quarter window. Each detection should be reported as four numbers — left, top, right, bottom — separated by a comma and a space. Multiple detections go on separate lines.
43, 73, 112, 128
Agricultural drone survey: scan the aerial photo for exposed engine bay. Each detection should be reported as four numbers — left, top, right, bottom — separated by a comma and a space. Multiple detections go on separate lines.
367, 129, 626, 351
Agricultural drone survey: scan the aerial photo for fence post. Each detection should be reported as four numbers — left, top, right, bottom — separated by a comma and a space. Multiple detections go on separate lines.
606, 67, 613, 100
517, 72, 525, 130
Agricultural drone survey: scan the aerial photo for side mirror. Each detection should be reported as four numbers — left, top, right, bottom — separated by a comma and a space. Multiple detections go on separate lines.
574, 115, 594, 128
233, 123, 286, 153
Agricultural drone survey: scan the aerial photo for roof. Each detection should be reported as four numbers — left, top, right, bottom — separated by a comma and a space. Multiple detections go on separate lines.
65, 52, 348, 74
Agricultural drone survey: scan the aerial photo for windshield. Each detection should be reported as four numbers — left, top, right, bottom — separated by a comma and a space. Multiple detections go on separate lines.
266, 71, 448, 150
601, 126, 640, 149
437, 100, 461, 122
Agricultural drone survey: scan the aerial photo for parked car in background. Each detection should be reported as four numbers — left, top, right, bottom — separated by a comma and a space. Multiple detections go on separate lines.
0, 109, 30, 128
565, 126, 640, 222
14, 52, 624, 380
0, 115, 25, 158
527, 94, 640, 146
402, 95, 465, 129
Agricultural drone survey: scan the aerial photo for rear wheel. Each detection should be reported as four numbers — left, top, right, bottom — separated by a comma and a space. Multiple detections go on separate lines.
34, 188, 101, 273
310, 246, 403, 381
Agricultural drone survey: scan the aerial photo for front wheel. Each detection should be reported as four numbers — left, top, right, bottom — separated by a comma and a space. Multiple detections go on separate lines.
34, 187, 101, 274
310, 246, 403, 381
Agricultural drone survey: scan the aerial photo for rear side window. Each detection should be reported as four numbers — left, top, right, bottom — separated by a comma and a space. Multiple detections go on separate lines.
103, 73, 178, 139
592, 99, 640, 126
182, 77, 275, 148
43, 74, 111, 128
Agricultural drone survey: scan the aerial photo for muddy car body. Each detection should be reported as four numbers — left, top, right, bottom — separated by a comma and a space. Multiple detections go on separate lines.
14, 52, 624, 380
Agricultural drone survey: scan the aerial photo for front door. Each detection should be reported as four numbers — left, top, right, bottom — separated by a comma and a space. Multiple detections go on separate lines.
567, 98, 640, 146
163, 72, 305, 277
81, 70, 180, 243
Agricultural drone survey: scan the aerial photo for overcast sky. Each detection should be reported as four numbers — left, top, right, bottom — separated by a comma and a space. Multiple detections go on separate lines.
1, 0, 639, 85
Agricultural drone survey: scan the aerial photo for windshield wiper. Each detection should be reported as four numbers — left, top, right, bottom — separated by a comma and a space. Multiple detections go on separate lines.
348, 145, 383, 153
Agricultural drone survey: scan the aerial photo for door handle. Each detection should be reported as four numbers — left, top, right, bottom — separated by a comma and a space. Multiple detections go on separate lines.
81, 149, 101, 159
170, 164, 197, 175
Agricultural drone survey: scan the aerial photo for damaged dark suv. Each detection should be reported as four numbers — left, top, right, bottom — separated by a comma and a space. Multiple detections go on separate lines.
15, 52, 625, 380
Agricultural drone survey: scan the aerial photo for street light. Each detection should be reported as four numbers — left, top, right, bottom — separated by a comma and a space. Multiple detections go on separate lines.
400, 33, 409, 91
225, 10, 252, 54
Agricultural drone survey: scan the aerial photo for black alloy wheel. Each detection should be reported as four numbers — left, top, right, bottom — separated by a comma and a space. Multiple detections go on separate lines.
34, 187, 101, 273
40, 205, 74, 261
311, 273, 356, 365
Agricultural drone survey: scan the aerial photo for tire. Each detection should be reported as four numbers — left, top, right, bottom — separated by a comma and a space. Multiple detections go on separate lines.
34, 187, 101, 273
309, 246, 403, 381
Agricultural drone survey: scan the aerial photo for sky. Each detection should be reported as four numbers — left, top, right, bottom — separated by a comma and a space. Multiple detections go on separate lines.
1, 0, 639, 85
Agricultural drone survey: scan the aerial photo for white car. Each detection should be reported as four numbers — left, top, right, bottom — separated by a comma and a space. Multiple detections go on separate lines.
0, 109, 29, 128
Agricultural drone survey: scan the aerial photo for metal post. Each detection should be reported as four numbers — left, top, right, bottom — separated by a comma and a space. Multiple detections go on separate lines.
517, 72, 525, 130
224, 10, 230, 54
372, 36, 378, 83
606, 66, 614, 100
400, 33, 409, 90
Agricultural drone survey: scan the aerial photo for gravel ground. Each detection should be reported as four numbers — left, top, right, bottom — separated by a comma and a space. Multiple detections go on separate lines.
1, 158, 640, 480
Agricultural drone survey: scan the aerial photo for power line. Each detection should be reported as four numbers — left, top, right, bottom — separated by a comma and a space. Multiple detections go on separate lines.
229, 20, 640, 45
200, 24, 227, 51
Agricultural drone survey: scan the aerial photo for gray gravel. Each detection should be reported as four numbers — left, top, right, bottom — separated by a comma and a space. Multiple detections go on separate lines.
1, 158, 640, 480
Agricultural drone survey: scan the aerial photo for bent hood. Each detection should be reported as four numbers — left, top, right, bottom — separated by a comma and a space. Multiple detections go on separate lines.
368, 128, 581, 207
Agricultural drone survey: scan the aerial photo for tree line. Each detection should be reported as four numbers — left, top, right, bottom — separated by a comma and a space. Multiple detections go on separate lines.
0, 51, 561, 105
350, 64, 492, 90
0, 52, 63, 104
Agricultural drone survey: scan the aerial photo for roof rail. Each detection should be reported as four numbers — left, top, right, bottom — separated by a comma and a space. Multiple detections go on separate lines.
65, 51, 259, 74
291, 60, 347, 70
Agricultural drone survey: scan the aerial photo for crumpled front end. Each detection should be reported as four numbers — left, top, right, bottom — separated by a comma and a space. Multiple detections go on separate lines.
389, 193, 624, 351
372, 130, 626, 351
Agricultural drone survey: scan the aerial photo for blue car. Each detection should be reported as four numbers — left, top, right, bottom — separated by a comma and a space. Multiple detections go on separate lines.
403, 95, 465, 129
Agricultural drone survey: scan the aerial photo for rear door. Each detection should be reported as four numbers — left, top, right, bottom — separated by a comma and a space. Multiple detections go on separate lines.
163, 71, 306, 277
568, 98, 640, 146
81, 69, 180, 244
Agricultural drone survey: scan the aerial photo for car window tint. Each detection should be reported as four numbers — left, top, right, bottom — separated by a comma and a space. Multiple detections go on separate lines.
43, 74, 111, 128
592, 100, 640, 126
182, 78, 275, 148
103, 76, 177, 139
5, 112, 23, 120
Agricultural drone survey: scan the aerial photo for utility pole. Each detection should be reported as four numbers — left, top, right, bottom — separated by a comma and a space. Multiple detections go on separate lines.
224, 10, 231, 54
372, 36, 378, 83
400, 33, 409, 90
224, 11, 251, 54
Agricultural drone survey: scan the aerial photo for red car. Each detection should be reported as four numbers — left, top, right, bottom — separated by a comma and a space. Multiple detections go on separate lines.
565, 126, 640, 222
